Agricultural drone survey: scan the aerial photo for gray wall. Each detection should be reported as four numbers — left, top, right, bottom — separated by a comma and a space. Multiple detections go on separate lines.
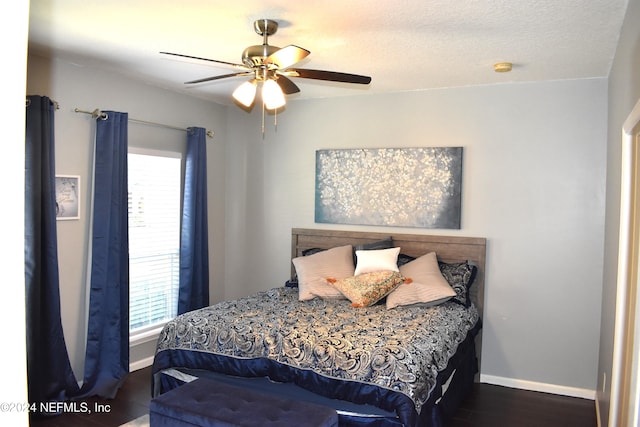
598, 0, 640, 424
28, 43, 610, 398
226, 79, 607, 395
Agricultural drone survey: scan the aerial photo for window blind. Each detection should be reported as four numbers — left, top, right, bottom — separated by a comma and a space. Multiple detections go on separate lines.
128, 152, 181, 333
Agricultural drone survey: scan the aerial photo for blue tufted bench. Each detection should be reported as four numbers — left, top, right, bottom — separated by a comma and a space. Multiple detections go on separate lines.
149, 377, 339, 427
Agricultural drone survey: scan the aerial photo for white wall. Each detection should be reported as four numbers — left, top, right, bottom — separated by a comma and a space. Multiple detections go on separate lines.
2, 3, 29, 426
26, 53, 228, 378
226, 79, 607, 395
598, 0, 640, 424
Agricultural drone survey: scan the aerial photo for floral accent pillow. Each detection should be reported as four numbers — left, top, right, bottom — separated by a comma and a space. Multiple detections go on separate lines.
328, 270, 405, 308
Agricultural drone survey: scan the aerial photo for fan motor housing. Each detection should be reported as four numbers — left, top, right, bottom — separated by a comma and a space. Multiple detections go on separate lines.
242, 44, 280, 68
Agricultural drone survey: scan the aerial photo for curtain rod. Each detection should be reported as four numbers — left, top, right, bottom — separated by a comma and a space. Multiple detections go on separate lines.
26, 97, 60, 110
74, 108, 214, 138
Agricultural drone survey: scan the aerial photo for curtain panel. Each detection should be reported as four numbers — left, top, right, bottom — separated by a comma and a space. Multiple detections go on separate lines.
25, 95, 80, 406
177, 127, 210, 314
76, 111, 130, 399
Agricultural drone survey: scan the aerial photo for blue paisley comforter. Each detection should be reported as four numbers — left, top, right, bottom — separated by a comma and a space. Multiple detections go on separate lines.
154, 287, 479, 423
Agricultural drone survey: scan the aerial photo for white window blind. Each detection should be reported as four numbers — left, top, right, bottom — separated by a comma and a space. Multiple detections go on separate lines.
127, 151, 181, 335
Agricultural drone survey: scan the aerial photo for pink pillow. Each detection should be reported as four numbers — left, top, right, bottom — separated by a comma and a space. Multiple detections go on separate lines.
292, 245, 354, 301
386, 252, 456, 309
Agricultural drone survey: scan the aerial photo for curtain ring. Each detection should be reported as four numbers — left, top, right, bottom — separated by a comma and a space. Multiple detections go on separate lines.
91, 109, 108, 120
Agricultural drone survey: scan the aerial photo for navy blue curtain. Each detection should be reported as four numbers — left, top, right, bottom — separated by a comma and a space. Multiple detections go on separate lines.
177, 127, 209, 314
25, 95, 80, 406
76, 111, 130, 399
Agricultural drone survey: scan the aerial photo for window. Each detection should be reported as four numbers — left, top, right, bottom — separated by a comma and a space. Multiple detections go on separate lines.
127, 149, 181, 340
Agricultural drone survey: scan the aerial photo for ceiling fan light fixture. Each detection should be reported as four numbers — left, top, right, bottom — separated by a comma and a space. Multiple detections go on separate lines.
163, 17, 371, 119
232, 80, 257, 107
262, 78, 286, 110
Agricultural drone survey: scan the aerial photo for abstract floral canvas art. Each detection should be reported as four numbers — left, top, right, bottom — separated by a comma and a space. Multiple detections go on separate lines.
315, 147, 462, 228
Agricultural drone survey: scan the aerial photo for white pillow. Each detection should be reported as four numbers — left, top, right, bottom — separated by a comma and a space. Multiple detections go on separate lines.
354, 247, 401, 276
386, 251, 456, 309
292, 245, 354, 301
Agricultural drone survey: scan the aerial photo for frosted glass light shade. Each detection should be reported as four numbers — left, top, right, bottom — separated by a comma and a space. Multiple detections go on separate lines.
232, 80, 257, 107
262, 79, 285, 110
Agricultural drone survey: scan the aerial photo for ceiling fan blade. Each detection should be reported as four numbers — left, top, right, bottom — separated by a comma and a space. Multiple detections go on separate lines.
266, 45, 310, 69
185, 71, 254, 85
275, 75, 300, 94
160, 51, 248, 71
286, 68, 372, 84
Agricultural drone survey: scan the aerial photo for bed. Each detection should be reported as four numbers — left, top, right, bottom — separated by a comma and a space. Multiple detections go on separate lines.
151, 228, 486, 427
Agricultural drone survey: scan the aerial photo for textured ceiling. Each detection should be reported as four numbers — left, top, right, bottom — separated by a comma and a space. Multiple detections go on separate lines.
28, 0, 628, 106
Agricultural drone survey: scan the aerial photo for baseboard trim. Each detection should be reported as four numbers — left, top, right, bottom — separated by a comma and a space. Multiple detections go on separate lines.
480, 374, 596, 400
129, 356, 154, 372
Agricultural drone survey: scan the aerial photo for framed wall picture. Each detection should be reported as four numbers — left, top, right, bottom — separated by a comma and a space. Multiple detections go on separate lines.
55, 175, 80, 220
315, 147, 463, 229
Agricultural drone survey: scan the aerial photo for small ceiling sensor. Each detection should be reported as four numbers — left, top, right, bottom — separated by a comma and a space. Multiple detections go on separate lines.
494, 62, 513, 72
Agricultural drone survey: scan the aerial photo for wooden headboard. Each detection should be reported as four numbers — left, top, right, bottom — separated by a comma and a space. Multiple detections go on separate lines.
290, 228, 487, 373
291, 228, 486, 313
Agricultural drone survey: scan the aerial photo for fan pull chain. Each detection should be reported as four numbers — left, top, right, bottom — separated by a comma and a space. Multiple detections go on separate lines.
260, 100, 280, 138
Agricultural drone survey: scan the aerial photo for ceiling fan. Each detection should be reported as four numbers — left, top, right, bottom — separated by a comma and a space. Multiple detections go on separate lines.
160, 19, 372, 110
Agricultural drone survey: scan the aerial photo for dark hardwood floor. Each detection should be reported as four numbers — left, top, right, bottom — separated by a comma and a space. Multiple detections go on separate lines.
449, 382, 597, 427
30, 366, 597, 426
29, 368, 151, 427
